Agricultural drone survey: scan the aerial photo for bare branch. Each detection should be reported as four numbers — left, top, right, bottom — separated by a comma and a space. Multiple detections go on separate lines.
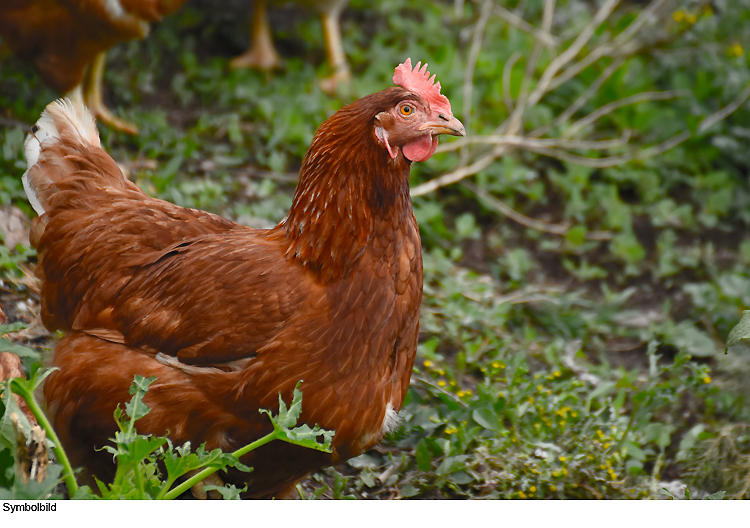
493, 4, 559, 48
697, 82, 750, 133
527, 0, 621, 108
462, 181, 613, 240
501, 0, 556, 136
564, 90, 690, 138
436, 130, 633, 152
546, 40, 639, 94
418, 129, 690, 198
546, 0, 671, 94
461, 0, 493, 165
411, 144, 506, 197
523, 130, 690, 167
532, 58, 625, 138
611, 0, 672, 47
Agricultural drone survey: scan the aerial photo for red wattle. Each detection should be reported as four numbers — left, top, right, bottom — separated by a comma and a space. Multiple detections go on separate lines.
402, 135, 438, 162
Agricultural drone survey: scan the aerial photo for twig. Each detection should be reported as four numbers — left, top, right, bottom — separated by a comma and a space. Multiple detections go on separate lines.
437, 130, 633, 152
547, 0, 669, 95
546, 40, 638, 94
534, 58, 626, 137
461, 0, 494, 165
527, 0, 621, 108
413, 375, 468, 407
564, 90, 690, 138
493, 4, 559, 48
411, 144, 506, 196
462, 180, 613, 240
697, 82, 750, 133
612, 0, 671, 47
501, 0, 556, 137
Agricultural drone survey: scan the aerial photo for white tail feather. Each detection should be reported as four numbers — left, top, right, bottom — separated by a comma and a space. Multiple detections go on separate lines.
22, 98, 100, 215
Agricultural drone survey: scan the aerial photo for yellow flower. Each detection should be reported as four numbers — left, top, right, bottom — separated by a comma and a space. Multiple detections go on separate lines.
529, 486, 537, 493
537, 385, 544, 392
672, 10, 686, 22
549, 485, 557, 492
465, 390, 472, 396
552, 470, 561, 478
559, 456, 567, 462
528, 397, 535, 404
685, 13, 697, 24
438, 379, 446, 387
554, 370, 561, 378
498, 392, 505, 399
561, 468, 568, 476
423, 360, 431, 368
492, 361, 501, 369
600, 464, 607, 470
571, 411, 578, 418
457, 390, 465, 397
445, 426, 458, 435
518, 491, 526, 499
703, 376, 713, 384
449, 380, 457, 386
558, 421, 565, 427
437, 369, 445, 376
596, 430, 604, 438
534, 374, 540, 379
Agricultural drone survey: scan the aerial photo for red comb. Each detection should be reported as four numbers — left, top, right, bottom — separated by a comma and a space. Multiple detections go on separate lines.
393, 58, 452, 115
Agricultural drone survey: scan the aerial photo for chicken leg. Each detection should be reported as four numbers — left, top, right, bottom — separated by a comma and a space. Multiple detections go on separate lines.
230, 0, 282, 70
231, 0, 351, 94
318, 2, 350, 95
79, 52, 139, 135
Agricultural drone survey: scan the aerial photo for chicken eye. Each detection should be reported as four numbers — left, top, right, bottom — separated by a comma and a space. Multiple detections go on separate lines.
400, 105, 413, 116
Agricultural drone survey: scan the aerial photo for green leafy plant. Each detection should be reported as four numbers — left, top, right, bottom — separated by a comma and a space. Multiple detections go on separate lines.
2, 370, 333, 500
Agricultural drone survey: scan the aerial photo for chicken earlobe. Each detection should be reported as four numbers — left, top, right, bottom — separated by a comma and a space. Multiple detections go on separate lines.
375, 125, 397, 159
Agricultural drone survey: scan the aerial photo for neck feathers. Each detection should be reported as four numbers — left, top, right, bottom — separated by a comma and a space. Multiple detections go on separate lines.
280, 89, 413, 281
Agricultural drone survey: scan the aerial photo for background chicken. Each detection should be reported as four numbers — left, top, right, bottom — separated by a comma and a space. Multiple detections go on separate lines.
25, 59, 463, 498
230, 0, 350, 94
0, 0, 186, 134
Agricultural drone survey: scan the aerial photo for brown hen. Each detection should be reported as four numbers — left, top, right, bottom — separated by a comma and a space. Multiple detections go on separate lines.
0, 0, 186, 134
24, 59, 464, 498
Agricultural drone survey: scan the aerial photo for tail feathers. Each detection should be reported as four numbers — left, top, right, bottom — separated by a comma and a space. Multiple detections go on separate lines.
23, 98, 101, 215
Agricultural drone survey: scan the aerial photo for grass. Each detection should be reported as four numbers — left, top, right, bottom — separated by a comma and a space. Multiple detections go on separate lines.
2, 0, 750, 499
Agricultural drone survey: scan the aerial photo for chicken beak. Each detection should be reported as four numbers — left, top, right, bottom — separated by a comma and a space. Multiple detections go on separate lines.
423, 114, 466, 137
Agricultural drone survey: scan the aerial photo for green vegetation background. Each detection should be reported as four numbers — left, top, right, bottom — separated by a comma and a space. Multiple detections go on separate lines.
1, 0, 750, 499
